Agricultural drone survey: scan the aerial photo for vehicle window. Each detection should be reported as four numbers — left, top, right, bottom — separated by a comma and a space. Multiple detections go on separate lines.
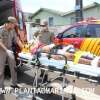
86, 24, 100, 37
62, 25, 85, 38
62, 24, 100, 38
96, 28, 100, 37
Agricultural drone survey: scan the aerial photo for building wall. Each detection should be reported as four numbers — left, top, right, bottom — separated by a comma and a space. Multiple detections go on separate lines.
63, 13, 76, 25
24, 13, 33, 22
64, 5, 100, 24
32, 11, 67, 26
83, 6, 100, 19
32, 5, 100, 26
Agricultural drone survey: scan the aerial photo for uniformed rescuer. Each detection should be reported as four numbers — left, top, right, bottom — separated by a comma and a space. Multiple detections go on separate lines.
33, 19, 54, 82
0, 16, 20, 96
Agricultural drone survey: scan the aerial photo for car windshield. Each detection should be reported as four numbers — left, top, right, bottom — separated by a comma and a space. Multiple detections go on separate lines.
61, 24, 100, 38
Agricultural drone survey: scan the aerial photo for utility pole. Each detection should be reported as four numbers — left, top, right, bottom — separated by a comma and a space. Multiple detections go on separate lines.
75, 0, 83, 22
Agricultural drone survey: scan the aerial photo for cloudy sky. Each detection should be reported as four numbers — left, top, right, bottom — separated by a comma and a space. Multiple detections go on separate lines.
20, 0, 100, 13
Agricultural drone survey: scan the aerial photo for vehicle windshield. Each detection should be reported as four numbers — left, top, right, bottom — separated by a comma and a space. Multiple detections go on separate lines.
61, 24, 100, 38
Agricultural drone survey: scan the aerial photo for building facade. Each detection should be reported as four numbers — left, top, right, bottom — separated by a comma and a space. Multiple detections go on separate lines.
31, 8, 67, 26
31, 2, 100, 26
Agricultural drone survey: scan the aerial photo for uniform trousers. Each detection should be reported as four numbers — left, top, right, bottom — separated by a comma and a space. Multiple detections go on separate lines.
0, 49, 17, 100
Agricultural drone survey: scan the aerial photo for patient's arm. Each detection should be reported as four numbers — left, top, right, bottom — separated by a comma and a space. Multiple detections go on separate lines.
41, 44, 55, 53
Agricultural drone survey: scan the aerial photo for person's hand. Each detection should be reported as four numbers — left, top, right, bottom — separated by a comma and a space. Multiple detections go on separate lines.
42, 46, 50, 53
6, 50, 14, 59
6, 49, 13, 53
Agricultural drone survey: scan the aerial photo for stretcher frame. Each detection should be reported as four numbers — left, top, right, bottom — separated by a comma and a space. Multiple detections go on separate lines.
17, 51, 74, 100
17, 50, 100, 100
17, 50, 100, 83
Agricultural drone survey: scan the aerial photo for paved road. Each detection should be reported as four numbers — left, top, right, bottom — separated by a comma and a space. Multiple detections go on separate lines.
3, 65, 100, 100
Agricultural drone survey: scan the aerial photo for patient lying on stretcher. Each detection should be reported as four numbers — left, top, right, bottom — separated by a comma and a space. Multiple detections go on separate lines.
41, 44, 100, 67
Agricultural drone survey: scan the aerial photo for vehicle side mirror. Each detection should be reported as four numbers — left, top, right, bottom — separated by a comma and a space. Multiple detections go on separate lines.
57, 33, 63, 39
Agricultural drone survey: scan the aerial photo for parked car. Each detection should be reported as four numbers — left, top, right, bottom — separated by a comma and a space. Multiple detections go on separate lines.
54, 20, 100, 48
54, 18, 100, 56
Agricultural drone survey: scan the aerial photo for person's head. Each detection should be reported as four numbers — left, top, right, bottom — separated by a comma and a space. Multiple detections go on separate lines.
5, 16, 17, 30
40, 19, 48, 32
41, 19, 48, 26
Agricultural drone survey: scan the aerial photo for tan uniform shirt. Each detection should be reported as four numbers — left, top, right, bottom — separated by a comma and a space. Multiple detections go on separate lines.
0, 25, 17, 50
34, 30, 54, 45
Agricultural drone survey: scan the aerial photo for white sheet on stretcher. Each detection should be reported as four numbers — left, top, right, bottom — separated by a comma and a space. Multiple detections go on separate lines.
18, 53, 100, 77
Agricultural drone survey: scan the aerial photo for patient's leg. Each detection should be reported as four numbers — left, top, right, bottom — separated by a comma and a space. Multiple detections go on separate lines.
41, 45, 100, 67
50, 53, 100, 66
65, 52, 100, 67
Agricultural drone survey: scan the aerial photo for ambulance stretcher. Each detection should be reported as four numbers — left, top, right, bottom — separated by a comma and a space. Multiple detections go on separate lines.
17, 52, 100, 81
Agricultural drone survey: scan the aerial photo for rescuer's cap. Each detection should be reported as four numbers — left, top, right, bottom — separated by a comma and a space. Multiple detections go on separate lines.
8, 16, 17, 24
40, 19, 48, 26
